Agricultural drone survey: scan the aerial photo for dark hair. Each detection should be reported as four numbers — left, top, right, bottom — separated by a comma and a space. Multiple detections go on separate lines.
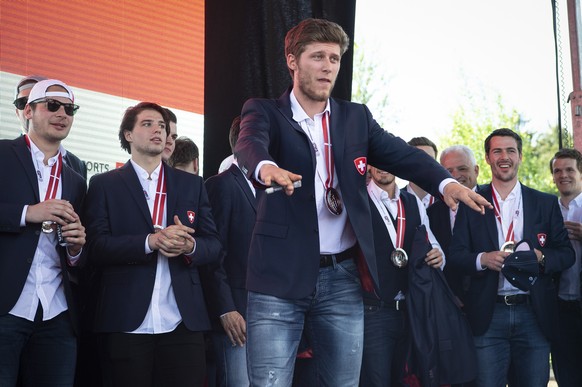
168, 137, 199, 168
550, 148, 582, 173
229, 116, 241, 153
164, 108, 177, 124
285, 18, 349, 76
119, 102, 170, 154
408, 136, 438, 158
484, 128, 522, 155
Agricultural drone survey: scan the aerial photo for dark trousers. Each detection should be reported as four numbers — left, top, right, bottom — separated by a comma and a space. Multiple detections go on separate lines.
99, 323, 206, 387
0, 310, 77, 387
360, 302, 408, 387
551, 299, 582, 387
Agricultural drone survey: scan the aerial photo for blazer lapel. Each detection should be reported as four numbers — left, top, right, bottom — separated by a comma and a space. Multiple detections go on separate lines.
329, 98, 346, 175
481, 185, 500, 249
164, 164, 177, 226
13, 137, 40, 203
60, 164, 75, 202
230, 164, 257, 211
520, 184, 534, 239
277, 88, 317, 173
119, 161, 155, 229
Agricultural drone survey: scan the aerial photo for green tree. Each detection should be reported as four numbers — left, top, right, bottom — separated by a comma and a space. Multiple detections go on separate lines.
440, 94, 559, 195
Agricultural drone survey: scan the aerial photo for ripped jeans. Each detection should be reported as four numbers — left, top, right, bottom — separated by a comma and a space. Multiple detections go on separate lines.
246, 258, 363, 387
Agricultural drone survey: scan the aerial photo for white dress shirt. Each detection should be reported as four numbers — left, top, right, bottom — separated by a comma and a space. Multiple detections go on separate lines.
11, 139, 77, 322
558, 192, 582, 300
130, 160, 181, 334
475, 182, 525, 295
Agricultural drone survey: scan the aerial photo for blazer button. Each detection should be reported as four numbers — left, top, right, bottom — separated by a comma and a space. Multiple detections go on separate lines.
314, 228, 319, 234
27, 258, 33, 263
310, 194, 315, 201
35, 230, 40, 236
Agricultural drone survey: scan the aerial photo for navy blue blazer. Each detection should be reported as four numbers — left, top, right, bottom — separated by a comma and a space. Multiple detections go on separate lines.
448, 183, 574, 339
0, 136, 86, 333
83, 161, 221, 333
407, 225, 477, 386
234, 88, 451, 299
204, 164, 257, 324
427, 199, 468, 303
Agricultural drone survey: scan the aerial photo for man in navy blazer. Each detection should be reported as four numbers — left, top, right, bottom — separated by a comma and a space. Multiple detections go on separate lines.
428, 144, 480, 304
449, 129, 574, 387
234, 18, 491, 386
0, 79, 86, 386
84, 102, 221, 387
204, 116, 257, 386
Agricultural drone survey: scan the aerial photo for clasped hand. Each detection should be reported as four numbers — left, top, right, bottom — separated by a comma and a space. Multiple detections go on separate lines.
149, 215, 196, 257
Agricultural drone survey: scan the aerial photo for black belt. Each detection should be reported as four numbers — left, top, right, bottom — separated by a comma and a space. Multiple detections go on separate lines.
364, 297, 406, 311
319, 246, 357, 267
496, 294, 530, 305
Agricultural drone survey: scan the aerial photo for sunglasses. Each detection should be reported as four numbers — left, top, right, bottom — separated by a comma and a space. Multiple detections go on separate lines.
13, 96, 28, 110
32, 99, 80, 116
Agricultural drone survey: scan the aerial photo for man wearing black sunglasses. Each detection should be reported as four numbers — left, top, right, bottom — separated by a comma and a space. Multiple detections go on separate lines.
14, 75, 87, 181
0, 79, 87, 386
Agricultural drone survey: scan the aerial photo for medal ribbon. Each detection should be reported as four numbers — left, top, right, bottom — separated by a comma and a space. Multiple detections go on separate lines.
321, 111, 335, 190
24, 134, 63, 201
152, 165, 167, 229
490, 184, 515, 243
395, 197, 406, 249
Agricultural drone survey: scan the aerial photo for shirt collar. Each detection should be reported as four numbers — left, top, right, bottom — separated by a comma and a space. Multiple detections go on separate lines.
130, 159, 162, 181
491, 181, 521, 202
560, 191, 582, 210
28, 137, 66, 166
290, 89, 331, 123
369, 180, 400, 202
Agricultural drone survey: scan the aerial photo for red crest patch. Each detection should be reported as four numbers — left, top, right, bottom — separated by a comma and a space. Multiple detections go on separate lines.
187, 211, 196, 224
537, 233, 547, 247
354, 157, 367, 176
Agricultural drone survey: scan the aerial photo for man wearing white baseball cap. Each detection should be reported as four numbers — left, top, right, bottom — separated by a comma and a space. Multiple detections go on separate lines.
13, 75, 87, 180
0, 79, 87, 386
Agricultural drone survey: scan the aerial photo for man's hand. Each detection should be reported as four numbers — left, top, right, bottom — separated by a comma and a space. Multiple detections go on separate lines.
149, 215, 196, 257
480, 251, 509, 271
25, 199, 77, 225
424, 247, 443, 268
564, 220, 582, 241
61, 214, 86, 256
443, 182, 492, 214
259, 164, 302, 196
220, 311, 246, 347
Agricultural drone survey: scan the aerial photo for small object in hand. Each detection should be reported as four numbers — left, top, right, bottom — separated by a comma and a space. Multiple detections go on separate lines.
265, 180, 302, 194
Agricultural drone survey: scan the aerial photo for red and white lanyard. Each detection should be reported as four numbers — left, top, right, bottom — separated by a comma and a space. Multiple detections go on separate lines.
321, 111, 335, 190
25, 135, 63, 201
152, 165, 167, 229
427, 195, 435, 207
490, 184, 515, 243
394, 197, 406, 249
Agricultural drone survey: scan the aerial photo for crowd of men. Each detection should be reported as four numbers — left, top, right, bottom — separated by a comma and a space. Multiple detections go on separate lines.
0, 17, 580, 387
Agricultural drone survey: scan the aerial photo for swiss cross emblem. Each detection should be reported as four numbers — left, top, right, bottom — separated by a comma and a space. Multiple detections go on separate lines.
537, 233, 547, 247
187, 211, 196, 224
354, 157, 367, 176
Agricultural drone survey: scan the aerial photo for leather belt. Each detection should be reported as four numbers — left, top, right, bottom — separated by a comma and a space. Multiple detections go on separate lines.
320, 246, 357, 267
496, 294, 530, 306
364, 297, 406, 311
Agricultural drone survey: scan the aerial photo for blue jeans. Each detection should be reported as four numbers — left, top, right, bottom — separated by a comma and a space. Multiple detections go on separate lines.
211, 331, 249, 386
473, 302, 549, 387
360, 303, 408, 387
246, 258, 363, 387
0, 311, 77, 387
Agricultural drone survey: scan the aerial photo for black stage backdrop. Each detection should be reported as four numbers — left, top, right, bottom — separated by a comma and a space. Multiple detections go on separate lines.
203, 0, 356, 178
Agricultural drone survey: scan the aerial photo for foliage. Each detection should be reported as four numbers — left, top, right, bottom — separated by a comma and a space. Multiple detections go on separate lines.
439, 94, 560, 195
351, 42, 394, 128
